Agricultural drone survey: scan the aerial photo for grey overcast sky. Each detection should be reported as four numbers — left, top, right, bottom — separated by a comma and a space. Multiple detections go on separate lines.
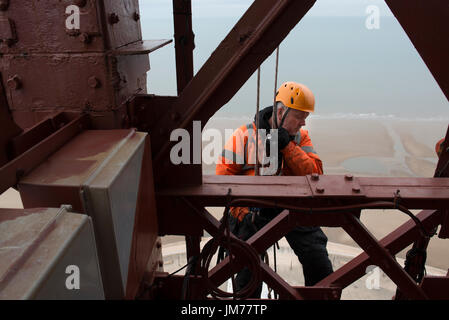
139, 0, 394, 19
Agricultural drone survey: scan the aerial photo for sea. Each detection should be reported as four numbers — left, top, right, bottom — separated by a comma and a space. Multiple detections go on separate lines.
140, 3, 449, 122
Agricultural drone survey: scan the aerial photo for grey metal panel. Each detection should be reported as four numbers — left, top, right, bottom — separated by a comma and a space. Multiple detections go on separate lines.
16, 130, 148, 299
107, 143, 144, 290
0, 208, 104, 300
32, 216, 105, 300
82, 131, 146, 298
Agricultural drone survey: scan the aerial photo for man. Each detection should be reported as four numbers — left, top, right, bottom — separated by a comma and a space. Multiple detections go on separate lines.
216, 81, 333, 297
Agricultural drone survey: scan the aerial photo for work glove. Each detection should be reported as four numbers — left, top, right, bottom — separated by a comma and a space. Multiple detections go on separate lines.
278, 127, 292, 150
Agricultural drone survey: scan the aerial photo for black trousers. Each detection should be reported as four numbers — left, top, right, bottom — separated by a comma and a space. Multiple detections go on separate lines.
228, 208, 334, 298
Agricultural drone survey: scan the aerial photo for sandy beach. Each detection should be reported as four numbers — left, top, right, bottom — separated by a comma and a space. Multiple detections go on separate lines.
1, 118, 448, 272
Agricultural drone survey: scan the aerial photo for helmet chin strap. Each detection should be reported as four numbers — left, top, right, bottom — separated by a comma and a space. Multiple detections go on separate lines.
272, 105, 290, 130
278, 108, 290, 129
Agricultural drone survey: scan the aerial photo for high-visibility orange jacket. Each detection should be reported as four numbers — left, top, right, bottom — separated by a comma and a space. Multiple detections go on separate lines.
216, 107, 323, 221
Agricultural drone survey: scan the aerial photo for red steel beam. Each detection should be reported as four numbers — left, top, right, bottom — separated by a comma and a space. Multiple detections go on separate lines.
385, 0, 449, 101
207, 208, 356, 292
395, 125, 449, 298
173, 0, 194, 94
157, 175, 449, 209
259, 262, 304, 300
0, 77, 23, 166
342, 214, 428, 299
0, 114, 89, 195
316, 210, 441, 288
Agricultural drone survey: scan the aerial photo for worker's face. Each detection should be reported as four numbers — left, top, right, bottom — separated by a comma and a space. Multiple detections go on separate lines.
277, 108, 309, 135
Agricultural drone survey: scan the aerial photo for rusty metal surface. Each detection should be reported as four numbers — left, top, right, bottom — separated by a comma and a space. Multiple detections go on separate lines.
157, 175, 449, 209
100, 0, 143, 49
1, 54, 149, 129
438, 209, 449, 239
306, 174, 365, 198
316, 210, 441, 288
177, 198, 444, 300
130, 93, 203, 186
0, 0, 143, 54
18, 129, 133, 210
111, 39, 172, 56
343, 214, 428, 300
0, 0, 448, 301
420, 276, 449, 300
0, 0, 163, 130
9, 112, 79, 159
0, 1, 104, 53
0, 113, 90, 195
173, 0, 194, 94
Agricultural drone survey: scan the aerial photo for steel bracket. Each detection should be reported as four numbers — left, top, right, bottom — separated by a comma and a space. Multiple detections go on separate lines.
306, 174, 366, 198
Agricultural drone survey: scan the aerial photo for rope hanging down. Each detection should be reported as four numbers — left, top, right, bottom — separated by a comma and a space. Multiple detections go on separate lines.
253, 46, 281, 299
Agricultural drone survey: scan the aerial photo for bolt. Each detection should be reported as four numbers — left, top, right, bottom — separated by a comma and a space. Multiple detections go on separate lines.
345, 174, 353, 181
88, 76, 101, 88
156, 241, 162, 249
7, 75, 22, 90
74, 0, 87, 7
158, 260, 163, 267
352, 187, 361, 193
133, 12, 140, 21
109, 13, 120, 25
79, 33, 92, 44
316, 186, 325, 193
311, 173, 319, 181
0, 0, 9, 11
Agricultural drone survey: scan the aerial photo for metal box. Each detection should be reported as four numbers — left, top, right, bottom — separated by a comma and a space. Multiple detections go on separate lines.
0, 207, 104, 300
18, 129, 159, 299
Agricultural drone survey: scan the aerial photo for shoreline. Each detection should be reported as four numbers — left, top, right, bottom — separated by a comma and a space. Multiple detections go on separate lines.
203, 117, 446, 176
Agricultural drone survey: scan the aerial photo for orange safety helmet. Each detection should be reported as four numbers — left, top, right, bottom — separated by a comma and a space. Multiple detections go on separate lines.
276, 81, 315, 113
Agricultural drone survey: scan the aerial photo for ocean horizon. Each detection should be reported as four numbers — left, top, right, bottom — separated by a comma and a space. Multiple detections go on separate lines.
142, 14, 449, 121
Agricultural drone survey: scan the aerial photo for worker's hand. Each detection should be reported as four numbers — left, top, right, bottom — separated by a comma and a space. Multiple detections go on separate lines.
278, 127, 292, 150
